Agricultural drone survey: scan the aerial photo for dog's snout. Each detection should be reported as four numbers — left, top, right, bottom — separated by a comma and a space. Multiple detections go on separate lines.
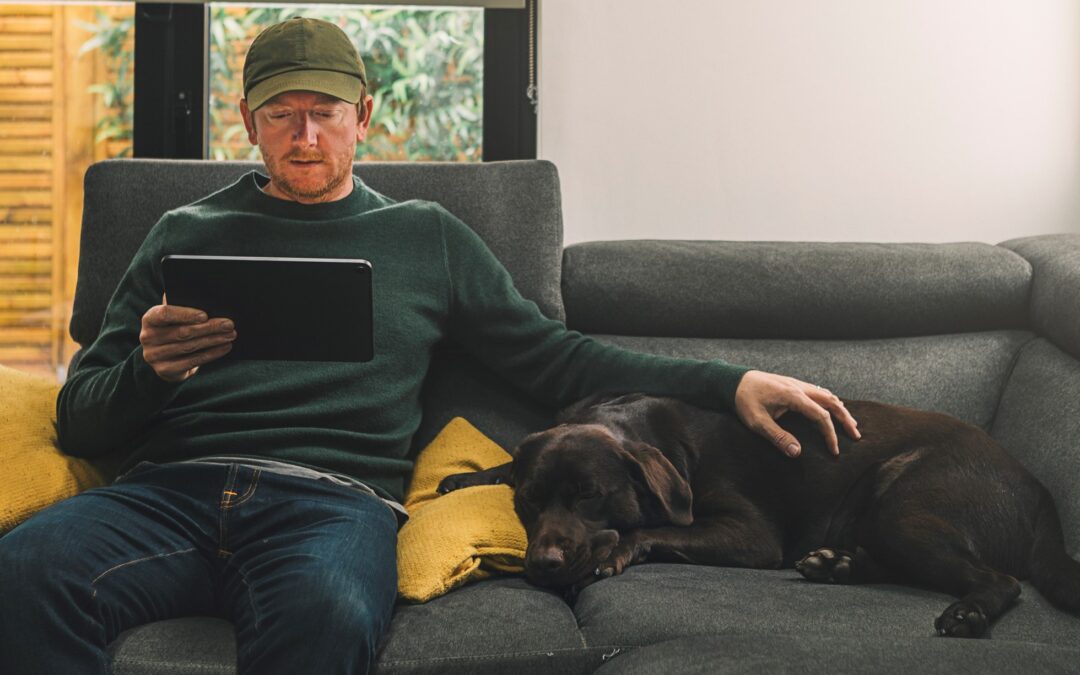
531, 544, 566, 573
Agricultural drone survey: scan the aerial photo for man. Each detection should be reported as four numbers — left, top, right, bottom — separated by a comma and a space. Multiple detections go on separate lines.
0, 18, 857, 674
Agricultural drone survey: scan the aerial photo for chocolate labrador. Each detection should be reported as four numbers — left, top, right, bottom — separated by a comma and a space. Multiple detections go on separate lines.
438, 394, 1080, 638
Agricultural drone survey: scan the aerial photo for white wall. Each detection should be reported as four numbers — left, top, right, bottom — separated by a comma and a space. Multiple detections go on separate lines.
538, 0, 1080, 245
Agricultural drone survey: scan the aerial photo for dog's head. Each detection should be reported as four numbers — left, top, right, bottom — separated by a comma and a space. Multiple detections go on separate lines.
511, 423, 693, 588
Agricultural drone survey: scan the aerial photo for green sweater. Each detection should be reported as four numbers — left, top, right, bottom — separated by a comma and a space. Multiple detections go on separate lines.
58, 172, 749, 502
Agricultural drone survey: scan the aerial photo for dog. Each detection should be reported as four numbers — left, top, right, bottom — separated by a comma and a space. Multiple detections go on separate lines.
438, 393, 1080, 638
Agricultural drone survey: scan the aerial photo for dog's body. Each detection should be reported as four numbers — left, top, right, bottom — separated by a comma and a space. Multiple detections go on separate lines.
439, 394, 1080, 638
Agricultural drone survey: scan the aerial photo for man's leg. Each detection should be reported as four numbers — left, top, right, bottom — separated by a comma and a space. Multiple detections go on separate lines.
0, 462, 221, 674
219, 469, 399, 675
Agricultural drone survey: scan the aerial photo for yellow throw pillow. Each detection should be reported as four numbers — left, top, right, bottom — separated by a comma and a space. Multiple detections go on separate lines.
397, 417, 526, 603
0, 365, 107, 533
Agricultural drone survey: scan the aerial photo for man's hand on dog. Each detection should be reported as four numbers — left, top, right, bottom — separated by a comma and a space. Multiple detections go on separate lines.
734, 370, 860, 457
141, 296, 236, 382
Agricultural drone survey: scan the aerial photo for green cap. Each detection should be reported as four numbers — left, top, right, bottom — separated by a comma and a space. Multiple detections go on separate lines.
243, 17, 367, 110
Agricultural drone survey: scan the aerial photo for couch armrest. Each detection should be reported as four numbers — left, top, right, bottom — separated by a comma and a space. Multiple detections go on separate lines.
1000, 234, 1080, 360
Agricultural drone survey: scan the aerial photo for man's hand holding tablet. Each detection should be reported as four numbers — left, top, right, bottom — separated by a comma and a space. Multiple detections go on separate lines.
141, 297, 237, 382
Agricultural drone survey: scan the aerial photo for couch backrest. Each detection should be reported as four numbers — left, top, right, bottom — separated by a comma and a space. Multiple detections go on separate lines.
562, 240, 1036, 431
992, 234, 1080, 554
70, 159, 565, 351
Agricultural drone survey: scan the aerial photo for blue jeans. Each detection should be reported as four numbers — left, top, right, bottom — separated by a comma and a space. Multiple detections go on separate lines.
0, 461, 399, 674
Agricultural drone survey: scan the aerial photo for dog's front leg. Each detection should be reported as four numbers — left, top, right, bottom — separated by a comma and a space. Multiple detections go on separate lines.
595, 513, 784, 579
437, 461, 514, 494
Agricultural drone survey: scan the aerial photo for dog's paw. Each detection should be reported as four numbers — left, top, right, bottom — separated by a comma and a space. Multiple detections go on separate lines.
935, 601, 988, 638
795, 548, 854, 583
594, 533, 646, 580
436, 471, 501, 494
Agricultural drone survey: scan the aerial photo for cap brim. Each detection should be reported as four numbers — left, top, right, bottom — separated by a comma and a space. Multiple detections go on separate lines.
247, 70, 363, 110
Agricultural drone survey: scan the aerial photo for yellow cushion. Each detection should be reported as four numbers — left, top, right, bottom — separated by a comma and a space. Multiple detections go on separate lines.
397, 417, 526, 602
0, 365, 106, 532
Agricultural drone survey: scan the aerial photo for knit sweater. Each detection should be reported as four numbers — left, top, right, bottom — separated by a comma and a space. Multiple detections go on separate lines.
57, 172, 749, 502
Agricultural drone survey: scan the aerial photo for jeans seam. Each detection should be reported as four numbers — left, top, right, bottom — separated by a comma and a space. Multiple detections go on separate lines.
234, 562, 262, 632
218, 464, 238, 557
226, 469, 261, 509
89, 548, 198, 597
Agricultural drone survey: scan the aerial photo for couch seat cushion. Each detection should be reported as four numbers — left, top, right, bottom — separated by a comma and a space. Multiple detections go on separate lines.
592, 633, 1080, 675
574, 564, 1080, 647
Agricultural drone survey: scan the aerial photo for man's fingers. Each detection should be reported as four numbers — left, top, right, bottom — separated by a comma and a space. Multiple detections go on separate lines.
144, 303, 208, 327
149, 342, 233, 382
806, 386, 861, 442
793, 394, 840, 456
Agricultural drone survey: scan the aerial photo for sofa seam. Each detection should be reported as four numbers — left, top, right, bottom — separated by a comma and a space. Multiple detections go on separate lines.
987, 332, 1040, 433
378, 644, 624, 666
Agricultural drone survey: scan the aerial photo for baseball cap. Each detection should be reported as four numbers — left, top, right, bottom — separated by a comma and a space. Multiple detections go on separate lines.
243, 17, 367, 110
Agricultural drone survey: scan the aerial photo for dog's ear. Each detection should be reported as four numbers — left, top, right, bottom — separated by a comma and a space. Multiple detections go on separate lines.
617, 441, 693, 526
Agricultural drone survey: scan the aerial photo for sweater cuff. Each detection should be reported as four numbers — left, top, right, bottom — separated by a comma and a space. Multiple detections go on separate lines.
707, 361, 752, 411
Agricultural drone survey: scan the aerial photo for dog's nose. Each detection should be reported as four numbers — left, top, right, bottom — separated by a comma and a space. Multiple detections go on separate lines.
530, 545, 566, 573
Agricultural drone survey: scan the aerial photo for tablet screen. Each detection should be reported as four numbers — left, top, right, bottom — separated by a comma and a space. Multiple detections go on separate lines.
161, 255, 373, 362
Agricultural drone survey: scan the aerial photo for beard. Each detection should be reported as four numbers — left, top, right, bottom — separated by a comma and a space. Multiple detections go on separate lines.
261, 146, 354, 203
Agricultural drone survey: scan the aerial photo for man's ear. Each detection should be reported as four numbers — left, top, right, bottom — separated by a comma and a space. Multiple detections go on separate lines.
617, 441, 693, 526
356, 95, 374, 143
240, 98, 258, 145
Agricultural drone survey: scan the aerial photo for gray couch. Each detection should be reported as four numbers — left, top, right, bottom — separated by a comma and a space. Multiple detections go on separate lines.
59, 159, 1080, 673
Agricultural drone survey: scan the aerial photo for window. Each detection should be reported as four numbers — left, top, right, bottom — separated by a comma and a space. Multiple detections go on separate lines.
208, 6, 484, 162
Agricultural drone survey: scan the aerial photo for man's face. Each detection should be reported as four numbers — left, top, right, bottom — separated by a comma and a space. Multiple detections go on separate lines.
240, 90, 373, 204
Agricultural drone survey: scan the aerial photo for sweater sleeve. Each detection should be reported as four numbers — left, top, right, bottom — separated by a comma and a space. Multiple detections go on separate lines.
440, 211, 750, 411
56, 216, 186, 458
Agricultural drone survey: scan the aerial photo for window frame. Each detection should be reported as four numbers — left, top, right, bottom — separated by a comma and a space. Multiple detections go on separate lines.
132, 2, 536, 161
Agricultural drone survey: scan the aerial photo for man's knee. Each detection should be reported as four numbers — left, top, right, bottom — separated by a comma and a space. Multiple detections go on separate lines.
286, 571, 395, 641
0, 523, 72, 600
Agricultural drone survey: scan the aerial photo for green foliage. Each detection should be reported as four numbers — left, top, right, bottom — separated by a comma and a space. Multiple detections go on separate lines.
76, 10, 134, 157
210, 6, 484, 162
80, 6, 484, 162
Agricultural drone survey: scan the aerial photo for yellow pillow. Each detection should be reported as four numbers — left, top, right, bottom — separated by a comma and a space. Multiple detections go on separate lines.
0, 365, 107, 532
397, 417, 526, 603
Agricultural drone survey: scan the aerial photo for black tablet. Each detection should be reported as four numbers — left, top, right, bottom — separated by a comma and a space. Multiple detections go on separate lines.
161, 255, 373, 362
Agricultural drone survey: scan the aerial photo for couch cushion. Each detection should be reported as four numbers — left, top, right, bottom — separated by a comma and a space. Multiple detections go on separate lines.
592, 633, 1080, 675
991, 338, 1080, 555
110, 617, 235, 675
1000, 234, 1080, 361
378, 577, 612, 675
574, 564, 1080, 648
563, 241, 1031, 339
590, 331, 1033, 430
109, 578, 613, 675
71, 159, 564, 351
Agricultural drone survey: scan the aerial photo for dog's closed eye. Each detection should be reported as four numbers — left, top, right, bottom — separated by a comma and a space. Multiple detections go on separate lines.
577, 483, 602, 500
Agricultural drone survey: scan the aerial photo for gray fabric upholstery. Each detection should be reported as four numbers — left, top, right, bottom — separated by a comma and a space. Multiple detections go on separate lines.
575, 565, 1080, 647
110, 618, 235, 675
71, 159, 564, 351
563, 241, 1031, 339
1000, 234, 1080, 361
377, 578, 610, 675
592, 634, 1080, 675
991, 338, 1080, 555
590, 331, 1033, 430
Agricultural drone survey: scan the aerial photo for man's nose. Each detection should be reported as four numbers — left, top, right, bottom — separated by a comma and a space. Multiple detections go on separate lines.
293, 114, 319, 145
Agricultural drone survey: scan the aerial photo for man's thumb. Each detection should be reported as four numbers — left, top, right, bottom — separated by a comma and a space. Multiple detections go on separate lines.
761, 420, 800, 457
